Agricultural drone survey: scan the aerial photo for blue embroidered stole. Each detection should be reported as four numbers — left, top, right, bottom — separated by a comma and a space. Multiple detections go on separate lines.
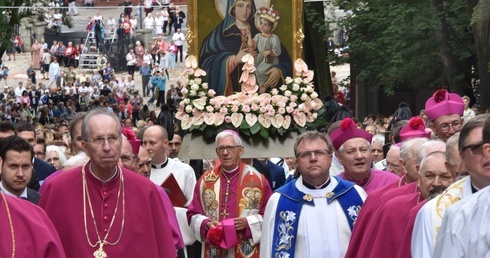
271, 176, 363, 257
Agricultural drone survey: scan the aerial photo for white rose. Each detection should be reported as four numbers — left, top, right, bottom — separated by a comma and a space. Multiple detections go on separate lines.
294, 77, 302, 84
300, 93, 308, 101
292, 84, 300, 92
185, 105, 193, 113
310, 92, 318, 99
279, 85, 287, 91
189, 90, 197, 96
271, 88, 279, 95
190, 84, 199, 91
284, 90, 292, 97
312, 113, 318, 119
188, 80, 195, 85
285, 77, 293, 84
202, 83, 209, 89
194, 78, 202, 84
184, 99, 190, 104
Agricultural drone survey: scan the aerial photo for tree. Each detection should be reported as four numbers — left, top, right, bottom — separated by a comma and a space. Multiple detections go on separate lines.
0, 0, 72, 65
336, 0, 475, 95
470, 0, 490, 110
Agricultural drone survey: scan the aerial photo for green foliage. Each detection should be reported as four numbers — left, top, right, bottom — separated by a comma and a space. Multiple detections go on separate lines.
333, 0, 475, 94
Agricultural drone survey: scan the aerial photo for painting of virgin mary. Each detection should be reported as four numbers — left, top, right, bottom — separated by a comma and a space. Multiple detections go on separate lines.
199, 0, 292, 96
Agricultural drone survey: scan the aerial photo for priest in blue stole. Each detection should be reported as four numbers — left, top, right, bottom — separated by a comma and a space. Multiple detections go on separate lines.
260, 131, 367, 257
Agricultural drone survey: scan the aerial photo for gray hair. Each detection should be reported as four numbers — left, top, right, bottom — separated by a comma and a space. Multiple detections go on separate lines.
45, 145, 68, 166
416, 140, 446, 165
400, 138, 429, 162
420, 151, 446, 170
372, 134, 385, 146
215, 130, 242, 147
338, 139, 371, 154
446, 133, 460, 166
81, 108, 121, 141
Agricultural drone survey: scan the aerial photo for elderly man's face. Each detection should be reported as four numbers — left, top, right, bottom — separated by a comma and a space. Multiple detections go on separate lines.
82, 114, 122, 170
418, 153, 454, 199
119, 139, 137, 171
338, 138, 372, 177
136, 147, 151, 178
216, 135, 243, 171
371, 141, 384, 163
385, 147, 403, 176
431, 114, 463, 142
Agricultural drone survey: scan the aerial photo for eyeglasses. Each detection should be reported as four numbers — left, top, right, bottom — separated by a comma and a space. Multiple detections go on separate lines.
86, 135, 121, 146
296, 149, 331, 159
437, 120, 463, 133
216, 145, 241, 154
384, 161, 401, 170
462, 141, 483, 155
120, 155, 135, 162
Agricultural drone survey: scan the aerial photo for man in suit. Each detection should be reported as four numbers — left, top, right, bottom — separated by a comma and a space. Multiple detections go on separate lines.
15, 122, 57, 188
0, 135, 41, 205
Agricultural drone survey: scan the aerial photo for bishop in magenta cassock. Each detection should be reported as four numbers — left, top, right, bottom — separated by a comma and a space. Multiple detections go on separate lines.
40, 108, 176, 257
0, 192, 65, 257
187, 130, 272, 258
354, 151, 455, 258
330, 118, 399, 194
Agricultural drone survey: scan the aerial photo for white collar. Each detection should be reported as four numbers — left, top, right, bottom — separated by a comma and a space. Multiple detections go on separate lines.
0, 181, 28, 199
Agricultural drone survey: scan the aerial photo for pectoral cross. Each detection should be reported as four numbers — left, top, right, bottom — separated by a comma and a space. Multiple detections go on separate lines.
93, 242, 107, 258
221, 210, 229, 217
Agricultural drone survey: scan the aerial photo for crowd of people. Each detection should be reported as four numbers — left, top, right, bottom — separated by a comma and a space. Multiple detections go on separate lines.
1, 49, 490, 258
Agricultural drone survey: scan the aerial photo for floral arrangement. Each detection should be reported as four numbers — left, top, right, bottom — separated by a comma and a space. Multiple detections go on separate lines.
175, 55, 325, 140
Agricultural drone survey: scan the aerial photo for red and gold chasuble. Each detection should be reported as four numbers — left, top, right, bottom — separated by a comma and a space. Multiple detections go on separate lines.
200, 163, 266, 258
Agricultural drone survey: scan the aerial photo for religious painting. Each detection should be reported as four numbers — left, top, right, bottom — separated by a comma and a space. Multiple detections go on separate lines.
187, 0, 303, 96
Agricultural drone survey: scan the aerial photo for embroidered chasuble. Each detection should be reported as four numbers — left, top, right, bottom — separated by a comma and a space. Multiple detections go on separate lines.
410, 176, 472, 258
187, 163, 272, 258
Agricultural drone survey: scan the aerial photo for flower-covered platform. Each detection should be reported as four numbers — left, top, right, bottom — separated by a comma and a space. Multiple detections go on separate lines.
176, 55, 325, 160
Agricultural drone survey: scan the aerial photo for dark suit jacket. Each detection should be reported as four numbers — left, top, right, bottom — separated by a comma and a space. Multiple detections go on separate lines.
268, 161, 286, 190
252, 159, 273, 189
34, 157, 57, 181
0, 185, 41, 205
27, 188, 41, 205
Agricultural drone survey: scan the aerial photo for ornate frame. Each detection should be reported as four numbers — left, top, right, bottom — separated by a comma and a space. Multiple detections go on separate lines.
186, 0, 304, 62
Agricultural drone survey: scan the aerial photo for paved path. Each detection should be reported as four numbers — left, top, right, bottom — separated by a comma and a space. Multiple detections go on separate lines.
2, 5, 190, 108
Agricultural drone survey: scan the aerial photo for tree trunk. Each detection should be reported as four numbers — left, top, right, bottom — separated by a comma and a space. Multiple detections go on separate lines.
470, 0, 490, 111
430, 0, 470, 95
303, 2, 331, 100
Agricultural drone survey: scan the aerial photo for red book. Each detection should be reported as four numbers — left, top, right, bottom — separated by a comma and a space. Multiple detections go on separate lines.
160, 173, 187, 207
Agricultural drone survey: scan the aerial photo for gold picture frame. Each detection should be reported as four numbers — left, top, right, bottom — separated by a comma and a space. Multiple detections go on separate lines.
186, 0, 304, 95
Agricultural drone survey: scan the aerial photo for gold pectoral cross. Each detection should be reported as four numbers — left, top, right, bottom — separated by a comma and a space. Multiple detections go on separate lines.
93, 242, 107, 258
221, 210, 229, 217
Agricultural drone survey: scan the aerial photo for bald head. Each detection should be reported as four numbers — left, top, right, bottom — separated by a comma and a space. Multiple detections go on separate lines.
120, 137, 137, 171
142, 125, 169, 163
137, 147, 151, 178
145, 125, 168, 141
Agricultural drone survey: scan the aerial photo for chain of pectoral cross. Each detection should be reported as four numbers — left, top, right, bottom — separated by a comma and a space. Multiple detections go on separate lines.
220, 172, 239, 219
